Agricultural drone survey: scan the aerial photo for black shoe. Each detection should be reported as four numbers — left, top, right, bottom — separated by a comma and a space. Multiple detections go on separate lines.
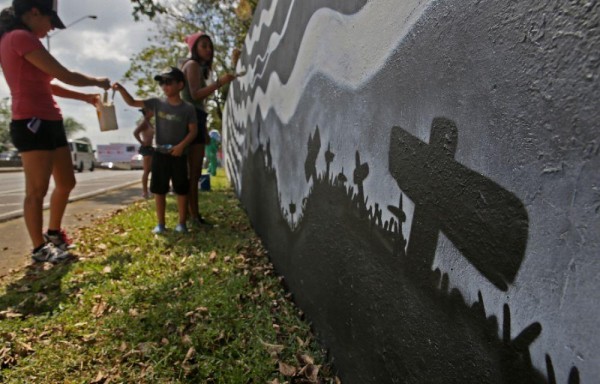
190, 215, 213, 227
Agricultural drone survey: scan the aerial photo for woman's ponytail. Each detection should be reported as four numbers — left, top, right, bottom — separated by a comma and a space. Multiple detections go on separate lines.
0, 6, 23, 38
0, 2, 31, 39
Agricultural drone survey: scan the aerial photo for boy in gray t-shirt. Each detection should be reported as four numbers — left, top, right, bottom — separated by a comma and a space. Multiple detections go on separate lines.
112, 67, 198, 234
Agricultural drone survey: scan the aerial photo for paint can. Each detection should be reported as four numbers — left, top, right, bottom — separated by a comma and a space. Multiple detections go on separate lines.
199, 173, 211, 191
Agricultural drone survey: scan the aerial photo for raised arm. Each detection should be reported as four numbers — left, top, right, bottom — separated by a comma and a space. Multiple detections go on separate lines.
112, 83, 145, 108
25, 49, 109, 89
182, 60, 235, 102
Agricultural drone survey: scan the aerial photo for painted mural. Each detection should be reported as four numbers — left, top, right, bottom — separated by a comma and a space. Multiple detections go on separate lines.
223, 0, 599, 383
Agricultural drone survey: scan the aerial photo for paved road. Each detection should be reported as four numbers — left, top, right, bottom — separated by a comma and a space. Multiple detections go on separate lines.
0, 169, 143, 221
0, 181, 145, 279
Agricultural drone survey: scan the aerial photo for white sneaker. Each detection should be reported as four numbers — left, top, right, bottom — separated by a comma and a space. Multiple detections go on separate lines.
31, 243, 70, 264
175, 223, 188, 233
152, 224, 167, 234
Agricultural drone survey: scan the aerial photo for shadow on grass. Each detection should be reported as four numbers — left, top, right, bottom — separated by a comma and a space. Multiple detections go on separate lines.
0, 186, 322, 383
0, 258, 76, 317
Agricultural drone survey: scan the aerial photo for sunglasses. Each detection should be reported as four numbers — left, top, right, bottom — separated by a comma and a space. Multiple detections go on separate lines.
158, 78, 175, 86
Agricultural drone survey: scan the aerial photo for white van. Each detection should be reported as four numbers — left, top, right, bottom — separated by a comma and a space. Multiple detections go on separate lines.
68, 140, 95, 172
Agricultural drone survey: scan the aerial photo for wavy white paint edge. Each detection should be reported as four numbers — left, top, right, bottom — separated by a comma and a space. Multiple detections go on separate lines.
243, 1, 295, 85
230, 0, 432, 127
244, 0, 282, 54
225, 0, 431, 196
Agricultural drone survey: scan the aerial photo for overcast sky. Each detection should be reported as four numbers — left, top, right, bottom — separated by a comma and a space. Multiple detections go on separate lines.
0, 0, 157, 148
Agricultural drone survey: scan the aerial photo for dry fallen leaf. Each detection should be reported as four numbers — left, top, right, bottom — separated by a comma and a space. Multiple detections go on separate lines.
181, 334, 192, 345
183, 346, 196, 363
297, 354, 314, 365
298, 364, 319, 382
260, 340, 284, 357
91, 371, 107, 383
0, 310, 23, 319
278, 361, 297, 377
17, 341, 34, 352
91, 301, 108, 318
82, 333, 97, 343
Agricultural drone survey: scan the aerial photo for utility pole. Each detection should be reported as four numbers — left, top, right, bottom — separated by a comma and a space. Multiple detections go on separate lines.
46, 15, 97, 51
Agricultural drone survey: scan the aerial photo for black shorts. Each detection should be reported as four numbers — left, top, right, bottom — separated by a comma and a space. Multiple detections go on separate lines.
10, 119, 68, 152
139, 145, 154, 156
150, 151, 189, 195
191, 108, 208, 145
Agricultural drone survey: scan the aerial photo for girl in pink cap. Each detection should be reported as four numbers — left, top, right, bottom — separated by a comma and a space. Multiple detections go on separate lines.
0, 0, 110, 263
181, 31, 236, 226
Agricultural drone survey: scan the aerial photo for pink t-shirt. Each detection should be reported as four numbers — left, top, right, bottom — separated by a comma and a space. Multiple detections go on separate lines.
0, 29, 62, 120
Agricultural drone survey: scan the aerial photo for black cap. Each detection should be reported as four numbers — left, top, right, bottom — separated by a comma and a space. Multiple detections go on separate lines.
15, 0, 66, 29
154, 66, 185, 84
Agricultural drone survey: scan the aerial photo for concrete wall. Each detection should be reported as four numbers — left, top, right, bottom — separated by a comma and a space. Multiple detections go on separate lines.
223, 1, 599, 383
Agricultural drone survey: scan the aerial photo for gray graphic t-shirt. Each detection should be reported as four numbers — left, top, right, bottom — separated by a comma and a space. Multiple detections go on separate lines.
144, 98, 197, 146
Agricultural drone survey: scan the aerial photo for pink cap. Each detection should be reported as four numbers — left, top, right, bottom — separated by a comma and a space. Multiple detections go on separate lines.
184, 31, 207, 53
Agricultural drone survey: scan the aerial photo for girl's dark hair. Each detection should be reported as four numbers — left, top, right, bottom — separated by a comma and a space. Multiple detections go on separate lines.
0, 2, 32, 38
189, 35, 213, 80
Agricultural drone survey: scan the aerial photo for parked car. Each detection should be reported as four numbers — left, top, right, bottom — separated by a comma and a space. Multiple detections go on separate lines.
68, 140, 95, 172
0, 150, 21, 167
130, 154, 144, 170
0, 150, 20, 161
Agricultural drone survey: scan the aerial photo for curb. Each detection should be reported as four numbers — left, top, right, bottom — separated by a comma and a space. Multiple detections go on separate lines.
0, 167, 23, 173
0, 180, 141, 223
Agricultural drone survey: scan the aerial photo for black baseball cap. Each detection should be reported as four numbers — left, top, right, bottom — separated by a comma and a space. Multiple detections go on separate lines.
14, 0, 66, 29
154, 67, 185, 84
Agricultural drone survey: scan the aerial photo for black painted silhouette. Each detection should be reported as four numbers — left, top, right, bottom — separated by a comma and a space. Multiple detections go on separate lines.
353, 151, 369, 213
388, 195, 408, 258
305, 126, 321, 182
234, 118, 580, 383
325, 142, 335, 180
389, 118, 529, 291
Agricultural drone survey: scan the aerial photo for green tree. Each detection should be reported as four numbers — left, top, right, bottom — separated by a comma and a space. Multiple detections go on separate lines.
126, 0, 258, 131
64, 116, 86, 139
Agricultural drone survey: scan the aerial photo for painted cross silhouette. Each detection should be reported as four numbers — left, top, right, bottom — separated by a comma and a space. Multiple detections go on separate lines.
389, 118, 528, 291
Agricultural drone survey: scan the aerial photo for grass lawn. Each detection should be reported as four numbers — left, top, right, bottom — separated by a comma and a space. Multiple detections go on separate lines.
0, 169, 339, 383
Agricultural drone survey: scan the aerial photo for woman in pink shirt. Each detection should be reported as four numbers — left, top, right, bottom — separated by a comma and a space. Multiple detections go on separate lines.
0, 0, 110, 263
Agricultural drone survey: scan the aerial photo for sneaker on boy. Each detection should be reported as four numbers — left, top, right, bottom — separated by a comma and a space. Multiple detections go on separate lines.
44, 228, 73, 251
152, 224, 167, 234
190, 214, 213, 227
175, 223, 188, 233
31, 243, 70, 264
